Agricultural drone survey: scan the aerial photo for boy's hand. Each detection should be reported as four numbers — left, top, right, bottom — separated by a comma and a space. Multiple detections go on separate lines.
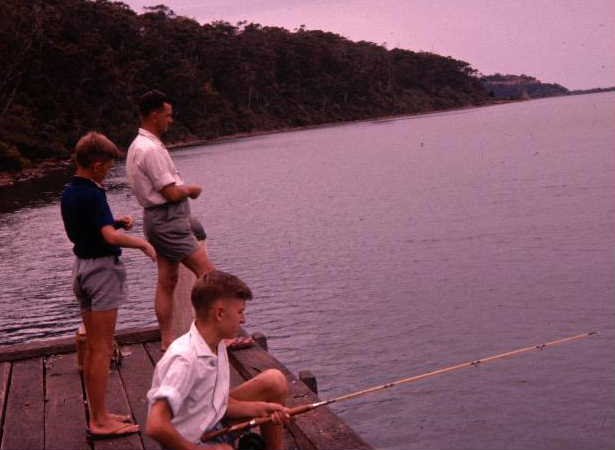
115, 216, 135, 230
253, 402, 291, 425
142, 241, 157, 261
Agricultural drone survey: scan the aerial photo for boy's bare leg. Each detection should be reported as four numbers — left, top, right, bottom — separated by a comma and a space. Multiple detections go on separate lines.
229, 369, 289, 450
155, 256, 179, 350
82, 309, 139, 434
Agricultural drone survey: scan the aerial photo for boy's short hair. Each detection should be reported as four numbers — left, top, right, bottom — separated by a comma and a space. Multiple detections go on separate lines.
74, 132, 121, 168
191, 270, 253, 314
138, 90, 170, 117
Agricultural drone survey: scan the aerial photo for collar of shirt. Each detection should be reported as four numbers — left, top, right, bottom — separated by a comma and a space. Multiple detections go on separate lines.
138, 127, 163, 146
72, 175, 105, 190
188, 322, 225, 359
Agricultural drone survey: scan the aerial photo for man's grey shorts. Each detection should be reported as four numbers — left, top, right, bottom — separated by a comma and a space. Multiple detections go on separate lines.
72, 256, 127, 311
144, 200, 201, 262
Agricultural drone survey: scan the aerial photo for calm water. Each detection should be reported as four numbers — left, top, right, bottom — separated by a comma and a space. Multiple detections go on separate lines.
1, 93, 614, 450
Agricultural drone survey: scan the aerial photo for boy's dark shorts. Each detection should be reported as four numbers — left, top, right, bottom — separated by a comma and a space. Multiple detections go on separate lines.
144, 200, 205, 262
199, 421, 237, 448
72, 256, 127, 311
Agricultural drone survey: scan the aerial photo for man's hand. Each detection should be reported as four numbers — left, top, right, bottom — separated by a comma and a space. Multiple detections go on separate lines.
186, 185, 202, 199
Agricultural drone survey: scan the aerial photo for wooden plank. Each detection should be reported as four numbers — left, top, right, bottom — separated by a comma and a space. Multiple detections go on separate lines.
0, 363, 11, 445
115, 327, 160, 347
91, 368, 143, 450
0, 327, 160, 363
229, 362, 245, 389
229, 346, 373, 450
143, 342, 164, 365
1, 358, 44, 450
44, 354, 89, 450
118, 344, 160, 450
0, 335, 76, 363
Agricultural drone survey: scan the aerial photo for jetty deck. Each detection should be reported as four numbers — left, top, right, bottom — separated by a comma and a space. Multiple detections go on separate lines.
0, 327, 372, 450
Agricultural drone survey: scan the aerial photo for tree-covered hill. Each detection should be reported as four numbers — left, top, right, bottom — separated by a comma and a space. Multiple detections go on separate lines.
480, 74, 568, 100
0, 0, 490, 173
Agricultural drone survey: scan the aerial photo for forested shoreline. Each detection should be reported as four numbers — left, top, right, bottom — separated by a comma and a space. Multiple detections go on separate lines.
0, 0, 492, 180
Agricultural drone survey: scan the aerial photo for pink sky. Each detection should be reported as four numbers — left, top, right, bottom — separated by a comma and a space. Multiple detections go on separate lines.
123, 0, 615, 90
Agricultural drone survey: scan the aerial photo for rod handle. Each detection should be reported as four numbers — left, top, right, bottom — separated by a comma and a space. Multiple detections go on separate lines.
200, 402, 324, 442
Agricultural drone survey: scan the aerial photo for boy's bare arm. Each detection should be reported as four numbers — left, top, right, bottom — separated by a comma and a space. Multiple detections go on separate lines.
101, 225, 156, 260
226, 397, 290, 424
147, 400, 231, 450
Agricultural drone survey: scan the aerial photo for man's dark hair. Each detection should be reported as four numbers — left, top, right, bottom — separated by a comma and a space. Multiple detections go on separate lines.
74, 131, 122, 168
138, 90, 170, 117
191, 270, 253, 314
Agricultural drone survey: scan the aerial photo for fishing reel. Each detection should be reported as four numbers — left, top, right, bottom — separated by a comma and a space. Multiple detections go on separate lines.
236, 431, 266, 450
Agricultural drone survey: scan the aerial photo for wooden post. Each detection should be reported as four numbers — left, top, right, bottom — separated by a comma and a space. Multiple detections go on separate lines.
299, 370, 318, 394
171, 217, 207, 337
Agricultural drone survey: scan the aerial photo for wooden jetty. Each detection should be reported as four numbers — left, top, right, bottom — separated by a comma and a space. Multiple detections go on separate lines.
0, 326, 373, 450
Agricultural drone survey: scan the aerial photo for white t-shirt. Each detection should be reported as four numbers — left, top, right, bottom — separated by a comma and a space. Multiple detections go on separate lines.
147, 322, 230, 444
126, 128, 184, 208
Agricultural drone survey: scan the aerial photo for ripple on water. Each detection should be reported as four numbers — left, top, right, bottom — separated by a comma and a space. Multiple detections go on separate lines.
1, 94, 615, 450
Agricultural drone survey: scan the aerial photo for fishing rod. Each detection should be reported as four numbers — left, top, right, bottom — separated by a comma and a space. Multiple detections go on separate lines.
201, 331, 597, 442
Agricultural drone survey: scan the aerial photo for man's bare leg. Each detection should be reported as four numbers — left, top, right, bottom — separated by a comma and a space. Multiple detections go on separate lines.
181, 241, 215, 278
182, 243, 252, 348
156, 255, 179, 350
230, 369, 289, 450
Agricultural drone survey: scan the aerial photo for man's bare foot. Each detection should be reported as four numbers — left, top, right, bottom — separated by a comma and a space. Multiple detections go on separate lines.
160, 337, 173, 353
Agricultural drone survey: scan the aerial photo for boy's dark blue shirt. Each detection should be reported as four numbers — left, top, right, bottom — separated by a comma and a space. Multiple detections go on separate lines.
61, 176, 121, 258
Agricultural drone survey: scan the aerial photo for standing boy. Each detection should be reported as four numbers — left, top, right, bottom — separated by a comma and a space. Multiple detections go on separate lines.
61, 132, 156, 440
146, 270, 290, 450
126, 90, 215, 350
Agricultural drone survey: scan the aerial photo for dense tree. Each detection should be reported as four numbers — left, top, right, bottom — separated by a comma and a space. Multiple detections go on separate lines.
0, 0, 490, 172
480, 74, 569, 100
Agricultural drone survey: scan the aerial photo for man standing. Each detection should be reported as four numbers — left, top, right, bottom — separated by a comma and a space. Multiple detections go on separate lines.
126, 90, 215, 350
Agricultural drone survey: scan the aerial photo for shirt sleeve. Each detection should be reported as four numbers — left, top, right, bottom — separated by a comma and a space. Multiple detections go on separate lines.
141, 147, 177, 192
148, 354, 196, 417
93, 190, 115, 230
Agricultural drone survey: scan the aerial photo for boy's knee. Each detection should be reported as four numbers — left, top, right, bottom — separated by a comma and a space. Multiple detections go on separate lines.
86, 341, 113, 358
261, 369, 288, 400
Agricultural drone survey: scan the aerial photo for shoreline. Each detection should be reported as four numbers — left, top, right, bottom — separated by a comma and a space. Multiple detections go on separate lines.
0, 99, 516, 189
0, 159, 73, 188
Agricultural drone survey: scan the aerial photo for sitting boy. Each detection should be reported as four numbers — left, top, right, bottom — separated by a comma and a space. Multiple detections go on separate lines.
146, 270, 290, 450
61, 131, 156, 439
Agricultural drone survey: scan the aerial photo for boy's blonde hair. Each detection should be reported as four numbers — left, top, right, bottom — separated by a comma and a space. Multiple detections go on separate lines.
74, 131, 122, 168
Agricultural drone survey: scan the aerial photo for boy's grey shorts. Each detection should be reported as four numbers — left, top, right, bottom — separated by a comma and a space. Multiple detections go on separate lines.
72, 256, 127, 311
144, 200, 202, 262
